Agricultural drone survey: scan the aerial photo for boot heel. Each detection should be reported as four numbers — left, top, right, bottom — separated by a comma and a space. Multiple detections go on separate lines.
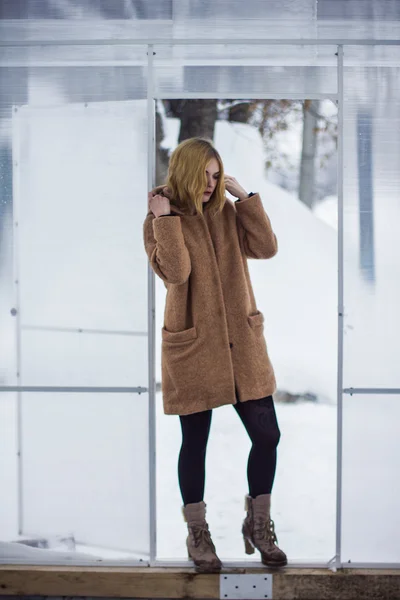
244, 536, 255, 555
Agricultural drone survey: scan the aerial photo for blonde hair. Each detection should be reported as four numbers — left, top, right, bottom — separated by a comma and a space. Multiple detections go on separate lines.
165, 137, 225, 217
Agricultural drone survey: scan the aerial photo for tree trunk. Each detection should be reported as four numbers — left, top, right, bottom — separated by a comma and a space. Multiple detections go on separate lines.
357, 109, 375, 283
177, 100, 218, 143
299, 100, 319, 208
155, 107, 169, 186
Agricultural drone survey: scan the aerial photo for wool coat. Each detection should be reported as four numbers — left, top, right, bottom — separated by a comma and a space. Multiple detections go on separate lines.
143, 190, 278, 416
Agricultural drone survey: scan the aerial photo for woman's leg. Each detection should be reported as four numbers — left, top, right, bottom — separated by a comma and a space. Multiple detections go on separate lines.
233, 395, 281, 497
178, 409, 212, 505
179, 410, 221, 571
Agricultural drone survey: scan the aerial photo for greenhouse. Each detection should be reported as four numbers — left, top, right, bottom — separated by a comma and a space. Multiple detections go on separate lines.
0, 1, 399, 598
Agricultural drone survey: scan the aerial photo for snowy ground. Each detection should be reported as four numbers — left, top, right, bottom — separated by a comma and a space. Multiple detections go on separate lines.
0, 101, 399, 565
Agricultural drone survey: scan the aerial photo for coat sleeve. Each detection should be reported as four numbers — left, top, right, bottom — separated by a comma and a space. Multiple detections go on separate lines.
234, 193, 278, 259
143, 212, 192, 284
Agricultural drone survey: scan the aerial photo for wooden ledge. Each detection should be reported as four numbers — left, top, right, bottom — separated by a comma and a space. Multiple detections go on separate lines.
1, 566, 400, 599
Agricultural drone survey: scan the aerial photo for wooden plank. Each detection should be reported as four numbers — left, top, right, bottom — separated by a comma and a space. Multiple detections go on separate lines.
1, 566, 400, 599
273, 568, 400, 600
0, 566, 218, 599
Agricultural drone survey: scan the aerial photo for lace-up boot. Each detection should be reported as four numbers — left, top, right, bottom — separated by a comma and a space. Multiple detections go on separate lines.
242, 493, 287, 567
182, 501, 222, 573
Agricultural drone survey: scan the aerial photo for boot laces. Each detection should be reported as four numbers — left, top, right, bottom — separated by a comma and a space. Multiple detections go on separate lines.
191, 523, 215, 550
254, 516, 278, 545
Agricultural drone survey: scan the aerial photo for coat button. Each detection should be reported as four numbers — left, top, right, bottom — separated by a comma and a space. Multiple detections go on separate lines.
229, 342, 233, 348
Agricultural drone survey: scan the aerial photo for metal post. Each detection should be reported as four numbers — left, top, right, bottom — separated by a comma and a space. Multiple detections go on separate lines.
1, 38, 400, 47
11, 106, 24, 535
147, 44, 157, 566
335, 44, 344, 571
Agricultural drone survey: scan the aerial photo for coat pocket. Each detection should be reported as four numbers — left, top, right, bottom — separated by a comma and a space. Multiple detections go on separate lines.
161, 326, 200, 398
247, 310, 265, 329
161, 325, 198, 344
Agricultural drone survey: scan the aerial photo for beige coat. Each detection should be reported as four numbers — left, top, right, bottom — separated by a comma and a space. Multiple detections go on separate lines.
143, 192, 278, 416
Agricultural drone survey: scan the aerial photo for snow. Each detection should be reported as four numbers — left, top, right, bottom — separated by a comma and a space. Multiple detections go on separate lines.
313, 195, 339, 230
0, 101, 399, 565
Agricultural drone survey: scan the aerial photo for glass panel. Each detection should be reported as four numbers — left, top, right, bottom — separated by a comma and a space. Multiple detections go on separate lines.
342, 394, 400, 563
1, 1, 399, 44
0, 44, 147, 69
316, 0, 400, 40
173, 0, 318, 39
0, 48, 147, 99
173, 0, 400, 41
0, 1, 172, 21
16, 99, 147, 330
1, 54, 151, 562
0, 391, 149, 561
154, 45, 337, 96
0, 393, 18, 542
0, 201, 15, 386
10, 99, 148, 387
343, 47, 400, 389
20, 331, 147, 388
0, 14, 172, 42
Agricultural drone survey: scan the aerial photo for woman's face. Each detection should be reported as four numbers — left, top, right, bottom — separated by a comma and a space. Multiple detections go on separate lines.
202, 158, 220, 203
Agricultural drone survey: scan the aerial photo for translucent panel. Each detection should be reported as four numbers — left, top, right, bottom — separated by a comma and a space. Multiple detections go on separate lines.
0, 394, 18, 542
19, 392, 149, 559
0, 0, 172, 21
1, 68, 149, 389
0, 45, 148, 74
1, 1, 400, 45
0, 392, 150, 562
0, 62, 147, 118
1, 80, 150, 560
0, 17, 172, 43
0, 206, 15, 386
14, 101, 147, 332
174, 0, 400, 41
154, 45, 337, 96
173, 0, 318, 39
343, 47, 400, 389
342, 395, 400, 563
20, 331, 147, 388
316, 0, 400, 40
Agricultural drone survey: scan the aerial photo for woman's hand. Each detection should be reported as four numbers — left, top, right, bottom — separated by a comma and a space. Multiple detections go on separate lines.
148, 191, 171, 218
224, 175, 248, 200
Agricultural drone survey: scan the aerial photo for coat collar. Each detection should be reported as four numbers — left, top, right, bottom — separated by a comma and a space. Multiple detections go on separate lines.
150, 185, 213, 217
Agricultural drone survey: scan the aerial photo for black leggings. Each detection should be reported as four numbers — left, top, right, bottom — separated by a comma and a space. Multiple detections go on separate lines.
178, 394, 281, 505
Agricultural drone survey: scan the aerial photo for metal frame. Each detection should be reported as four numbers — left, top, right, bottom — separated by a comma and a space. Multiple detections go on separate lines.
147, 43, 158, 568
11, 106, 24, 537
335, 44, 344, 572
344, 388, 400, 395
158, 93, 338, 101
1, 38, 400, 47
2, 34, 400, 571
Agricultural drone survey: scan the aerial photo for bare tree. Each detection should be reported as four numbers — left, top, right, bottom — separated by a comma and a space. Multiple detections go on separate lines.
164, 99, 218, 143
156, 99, 218, 185
299, 100, 320, 208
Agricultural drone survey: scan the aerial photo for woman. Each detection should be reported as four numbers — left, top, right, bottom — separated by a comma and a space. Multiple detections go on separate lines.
143, 137, 287, 572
